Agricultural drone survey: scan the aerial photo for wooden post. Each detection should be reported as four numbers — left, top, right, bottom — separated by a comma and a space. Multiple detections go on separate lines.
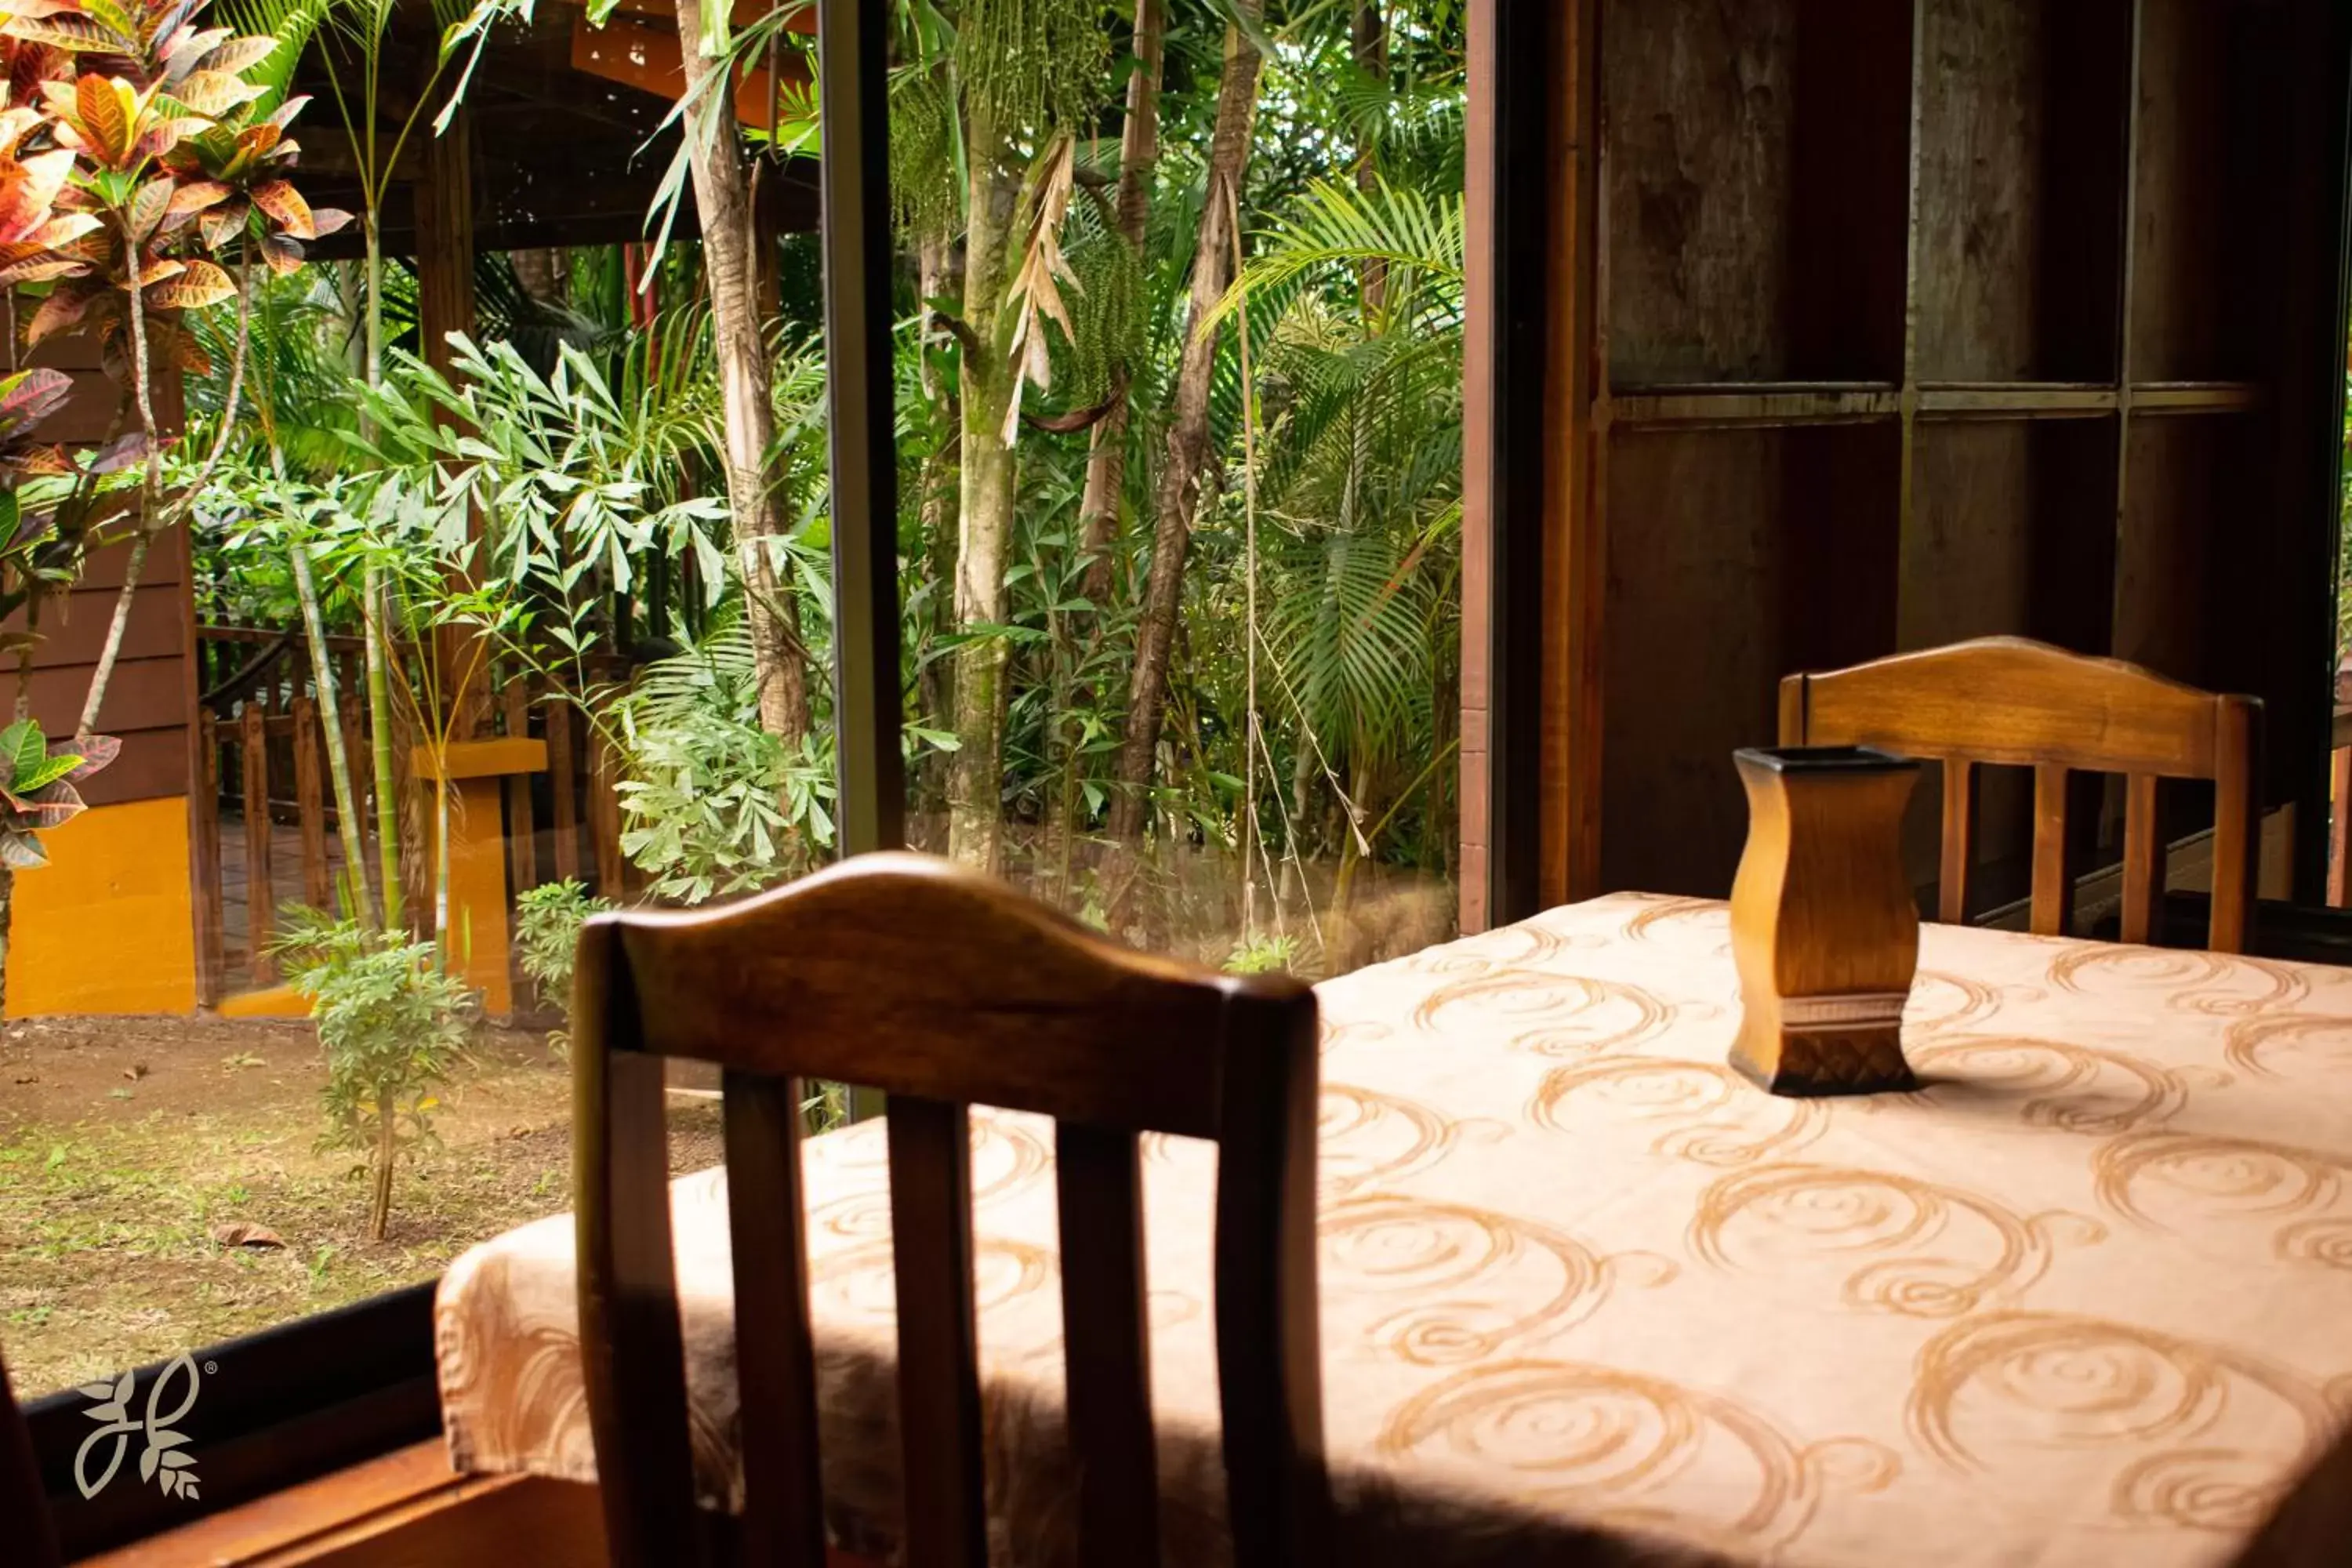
241, 702, 275, 982
416, 89, 490, 743
193, 710, 225, 1007
2330, 741, 2350, 907
504, 678, 539, 904
293, 695, 331, 910
547, 699, 581, 883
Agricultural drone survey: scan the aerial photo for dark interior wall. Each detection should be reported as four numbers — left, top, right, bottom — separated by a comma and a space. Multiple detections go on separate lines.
1532, 0, 2351, 907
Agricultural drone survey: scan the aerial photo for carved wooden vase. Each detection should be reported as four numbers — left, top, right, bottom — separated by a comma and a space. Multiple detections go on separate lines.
1728, 746, 1923, 1097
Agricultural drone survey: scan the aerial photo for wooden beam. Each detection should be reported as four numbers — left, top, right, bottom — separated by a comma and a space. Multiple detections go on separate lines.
570, 10, 812, 127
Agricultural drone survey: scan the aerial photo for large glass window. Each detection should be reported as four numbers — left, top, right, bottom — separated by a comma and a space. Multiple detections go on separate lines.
894, 2, 1468, 980
0, 0, 1468, 1439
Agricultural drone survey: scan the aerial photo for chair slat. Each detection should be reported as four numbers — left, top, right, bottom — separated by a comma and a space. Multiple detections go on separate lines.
575, 924, 703, 1568
723, 1069, 826, 1568
885, 1095, 988, 1568
1057, 1122, 1160, 1568
2121, 773, 2161, 945
1212, 989, 1330, 1568
2212, 697, 2256, 953
2030, 763, 2073, 938
1938, 758, 1973, 924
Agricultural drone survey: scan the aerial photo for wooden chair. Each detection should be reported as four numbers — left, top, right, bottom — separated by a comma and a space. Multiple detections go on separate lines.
2, 1337, 63, 1567
573, 851, 1330, 1568
1780, 636, 2259, 951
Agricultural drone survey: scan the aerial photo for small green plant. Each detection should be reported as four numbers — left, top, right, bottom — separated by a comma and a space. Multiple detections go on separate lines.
1223, 933, 1301, 976
0, 720, 117, 869
271, 907, 474, 1242
513, 879, 612, 1057
513, 880, 612, 996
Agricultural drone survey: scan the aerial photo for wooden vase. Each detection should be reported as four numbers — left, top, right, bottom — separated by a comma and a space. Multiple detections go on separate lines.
1728, 746, 1923, 1096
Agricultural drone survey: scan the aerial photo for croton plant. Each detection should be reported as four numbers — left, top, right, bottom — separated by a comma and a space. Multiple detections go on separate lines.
0, 717, 113, 867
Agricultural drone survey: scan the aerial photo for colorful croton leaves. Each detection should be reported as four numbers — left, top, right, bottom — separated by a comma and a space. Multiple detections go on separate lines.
0, 0, 339, 364
0, 716, 116, 866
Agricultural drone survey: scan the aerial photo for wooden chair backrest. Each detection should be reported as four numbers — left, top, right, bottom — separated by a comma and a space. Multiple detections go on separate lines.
1780, 637, 2259, 951
573, 851, 1329, 1568
2, 1338, 62, 1568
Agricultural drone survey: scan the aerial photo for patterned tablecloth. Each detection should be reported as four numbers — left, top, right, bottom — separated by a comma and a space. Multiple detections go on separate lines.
434, 895, 2352, 1566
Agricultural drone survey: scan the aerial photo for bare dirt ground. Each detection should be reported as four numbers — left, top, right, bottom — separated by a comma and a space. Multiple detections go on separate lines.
0, 1012, 720, 1399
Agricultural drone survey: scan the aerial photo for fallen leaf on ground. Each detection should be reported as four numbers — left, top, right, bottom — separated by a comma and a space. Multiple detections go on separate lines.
210, 1223, 284, 1250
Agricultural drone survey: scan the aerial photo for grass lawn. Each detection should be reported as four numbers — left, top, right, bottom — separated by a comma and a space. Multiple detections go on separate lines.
0, 1011, 718, 1399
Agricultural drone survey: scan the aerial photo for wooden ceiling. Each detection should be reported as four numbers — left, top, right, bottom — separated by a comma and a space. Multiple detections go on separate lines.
292, 0, 818, 260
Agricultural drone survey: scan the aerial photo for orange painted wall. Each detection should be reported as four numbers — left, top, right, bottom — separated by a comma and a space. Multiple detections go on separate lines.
5, 796, 198, 1017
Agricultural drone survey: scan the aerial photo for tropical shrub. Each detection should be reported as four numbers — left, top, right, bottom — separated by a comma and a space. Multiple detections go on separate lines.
513, 879, 612, 1056
0, 719, 116, 868
273, 909, 474, 1241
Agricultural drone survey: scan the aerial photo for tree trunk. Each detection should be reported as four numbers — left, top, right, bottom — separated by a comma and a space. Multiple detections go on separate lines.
1107, 13, 1263, 843
289, 524, 374, 924
676, 0, 809, 748
1353, 0, 1388, 310
914, 238, 962, 818
1076, 0, 1167, 604
945, 131, 1022, 873
362, 212, 405, 931
369, 1101, 395, 1240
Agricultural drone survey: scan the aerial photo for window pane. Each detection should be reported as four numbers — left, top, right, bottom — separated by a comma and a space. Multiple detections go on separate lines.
896, 5, 1468, 980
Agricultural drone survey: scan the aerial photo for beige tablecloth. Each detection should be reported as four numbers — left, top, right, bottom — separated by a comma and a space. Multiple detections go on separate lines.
435, 895, 2352, 1566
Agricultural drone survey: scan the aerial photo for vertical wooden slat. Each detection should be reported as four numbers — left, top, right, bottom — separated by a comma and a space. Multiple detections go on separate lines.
2119, 771, 2161, 945
590, 730, 626, 900
503, 680, 539, 909
2332, 739, 2351, 906
721, 1070, 826, 1568
1938, 758, 1973, 925
884, 1095, 987, 1568
1544, 0, 1606, 906
1056, 1121, 1159, 1568
548, 699, 581, 884
2210, 696, 2256, 953
572, 923, 705, 1568
2030, 762, 2072, 938
1213, 984, 1330, 1568
292, 696, 331, 910
192, 711, 225, 1007
241, 702, 276, 980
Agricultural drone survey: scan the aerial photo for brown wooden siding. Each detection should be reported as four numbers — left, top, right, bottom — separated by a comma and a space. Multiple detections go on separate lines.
0, 327, 192, 808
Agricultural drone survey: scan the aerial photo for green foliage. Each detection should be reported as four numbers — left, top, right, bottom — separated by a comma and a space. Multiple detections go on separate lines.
889, 66, 960, 244
612, 626, 836, 904
271, 906, 474, 1240
1223, 932, 1298, 975
513, 880, 612, 1058
0, 720, 117, 870
955, 0, 1110, 136
513, 879, 613, 996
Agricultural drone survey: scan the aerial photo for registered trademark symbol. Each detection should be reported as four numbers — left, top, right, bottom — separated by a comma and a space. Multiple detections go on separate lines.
202, 1363, 216, 1375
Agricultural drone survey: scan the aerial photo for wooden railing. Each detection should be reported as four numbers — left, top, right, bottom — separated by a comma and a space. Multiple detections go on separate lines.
192, 625, 631, 1004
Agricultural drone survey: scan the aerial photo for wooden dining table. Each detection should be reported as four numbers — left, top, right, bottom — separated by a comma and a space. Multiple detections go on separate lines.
434, 893, 2352, 1566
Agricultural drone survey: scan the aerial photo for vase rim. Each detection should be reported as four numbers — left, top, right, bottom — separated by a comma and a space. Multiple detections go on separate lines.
1734, 744, 1919, 774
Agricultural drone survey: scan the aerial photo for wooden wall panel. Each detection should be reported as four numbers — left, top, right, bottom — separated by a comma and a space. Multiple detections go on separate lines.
1601, 432, 1782, 895
1514, 0, 2347, 912
2129, 0, 2239, 382
0, 519, 193, 808
2114, 417, 2226, 685
1915, 0, 2126, 383
1602, 0, 1796, 385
